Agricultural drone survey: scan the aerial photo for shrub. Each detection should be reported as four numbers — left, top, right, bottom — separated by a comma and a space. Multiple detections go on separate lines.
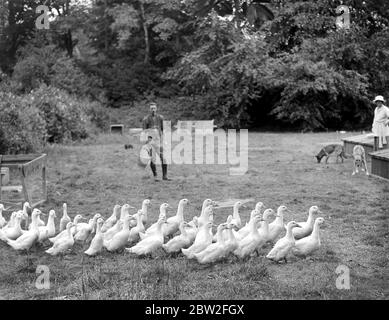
0, 92, 47, 154
25, 85, 89, 143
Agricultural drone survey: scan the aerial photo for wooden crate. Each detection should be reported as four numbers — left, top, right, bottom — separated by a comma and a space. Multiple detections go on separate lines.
110, 124, 124, 134
370, 149, 389, 180
0, 154, 47, 212
342, 134, 374, 161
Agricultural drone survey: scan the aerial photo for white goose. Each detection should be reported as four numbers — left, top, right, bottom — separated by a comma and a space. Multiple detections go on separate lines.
266, 221, 301, 263
84, 218, 105, 256
164, 199, 188, 237
128, 210, 145, 243
49, 214, 84, 243
194, 223, 229, 264
5, 209, 43, 251
292, 206, 321, 240
130, 199, 151, 228
101, 204, 121, 233
0, 211, 24, 240
233, 215, 263, 259
74, 213, 102, 242
59, 203, 71, 232
38, 210, 56, 242
105, 215, 134, 252
46, 222, 74, 256
162, 222, 193, 254
126, 217, 167, 256
292, 217, 324, 257
0, 204, 6, 228
268, 205, 288, 242
182, 221, 214, 259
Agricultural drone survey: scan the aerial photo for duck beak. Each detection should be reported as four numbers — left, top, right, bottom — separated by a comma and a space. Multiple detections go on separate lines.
295, 224, 302, 228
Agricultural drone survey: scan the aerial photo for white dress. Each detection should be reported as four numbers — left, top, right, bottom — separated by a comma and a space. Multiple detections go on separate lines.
372, 105, 389, 148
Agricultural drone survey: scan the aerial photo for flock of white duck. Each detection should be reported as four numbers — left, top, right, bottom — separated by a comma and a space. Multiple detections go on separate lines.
0, 200, 325, 264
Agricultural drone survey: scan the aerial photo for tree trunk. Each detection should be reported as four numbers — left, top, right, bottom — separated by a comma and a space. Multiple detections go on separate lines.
139, 1, 150, 64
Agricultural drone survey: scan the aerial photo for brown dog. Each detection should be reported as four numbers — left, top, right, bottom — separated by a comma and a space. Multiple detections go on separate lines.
316, 144, 348, 164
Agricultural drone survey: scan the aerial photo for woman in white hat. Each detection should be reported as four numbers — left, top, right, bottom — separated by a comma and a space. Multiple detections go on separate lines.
372, 95, 389, 150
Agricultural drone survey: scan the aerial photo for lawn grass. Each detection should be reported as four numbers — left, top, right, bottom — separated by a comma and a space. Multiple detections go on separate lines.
0, 131, 388, 300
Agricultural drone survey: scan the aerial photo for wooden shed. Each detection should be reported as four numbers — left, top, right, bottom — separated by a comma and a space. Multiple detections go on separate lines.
370, 150, 389, 180
342, 134, 374, 161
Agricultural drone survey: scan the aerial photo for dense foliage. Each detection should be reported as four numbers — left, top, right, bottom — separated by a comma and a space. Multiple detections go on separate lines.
1, 0, 389, 152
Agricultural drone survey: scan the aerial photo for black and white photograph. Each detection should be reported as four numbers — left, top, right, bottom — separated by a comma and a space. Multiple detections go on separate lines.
0, 0, 388, 303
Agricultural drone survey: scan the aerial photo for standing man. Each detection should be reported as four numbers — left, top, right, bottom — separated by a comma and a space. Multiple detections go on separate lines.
142, 102, 171, 181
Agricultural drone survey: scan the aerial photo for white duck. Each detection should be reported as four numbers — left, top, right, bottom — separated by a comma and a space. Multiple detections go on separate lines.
162, 222, 193, 253
233, 216, 263, 259
4, 211, 17, 229
74, 213, 101, 242
128, 210, 145, 243
292, 217, 324, 257
20, 202, 31, 228
101, 204, 121, 233
233, 209, 260, 242
292, 206, 321, 240
38, 210, 56, 242
49, 214, 84, 243
268, 205, 288, 242
126, 217, 167, 256
130, 199, 151, 228
266, 221, 301, 263
194, 223, 229, 264
46, 222, 74, 256
5, 209, 43, 251
182, 221, 214, 259
141, 203, 170, 238
164, 199, 188, 237
84, 218, 105, 256
197, 199, 214, 226
119, 204, 133, 221
256, 208, 275, 250
225, 221, 239, 255
105, 215, 134, 252
103, 220, 123, 242
230, 201, 244, 229
0, 204, 6, 228
0, 211, 24, 240
59, 203, 71, 232
184, 216, 199, 242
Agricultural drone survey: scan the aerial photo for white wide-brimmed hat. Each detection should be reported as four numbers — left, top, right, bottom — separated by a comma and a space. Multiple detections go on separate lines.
373, 95, 385, 103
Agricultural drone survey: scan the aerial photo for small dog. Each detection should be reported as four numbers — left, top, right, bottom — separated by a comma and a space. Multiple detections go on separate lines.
316, 144, 348, 164
352, 145, 369, 176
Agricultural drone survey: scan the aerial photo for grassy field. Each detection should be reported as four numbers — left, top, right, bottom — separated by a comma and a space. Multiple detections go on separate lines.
0, 131, 388, 300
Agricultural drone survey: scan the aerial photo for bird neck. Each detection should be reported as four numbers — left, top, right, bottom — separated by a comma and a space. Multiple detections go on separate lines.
47, 215, 55, 228
311, 222, 321, 240
259, 219, 269, 234
306, 212, 315, 225
142, 204, 148, 218
233, 206, 240, 219
137, 214, 144, 228
286, 225, 295, 240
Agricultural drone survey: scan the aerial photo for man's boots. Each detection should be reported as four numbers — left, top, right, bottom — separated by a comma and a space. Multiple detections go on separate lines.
150, 162, 159, 181
162, 164, 171, 181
